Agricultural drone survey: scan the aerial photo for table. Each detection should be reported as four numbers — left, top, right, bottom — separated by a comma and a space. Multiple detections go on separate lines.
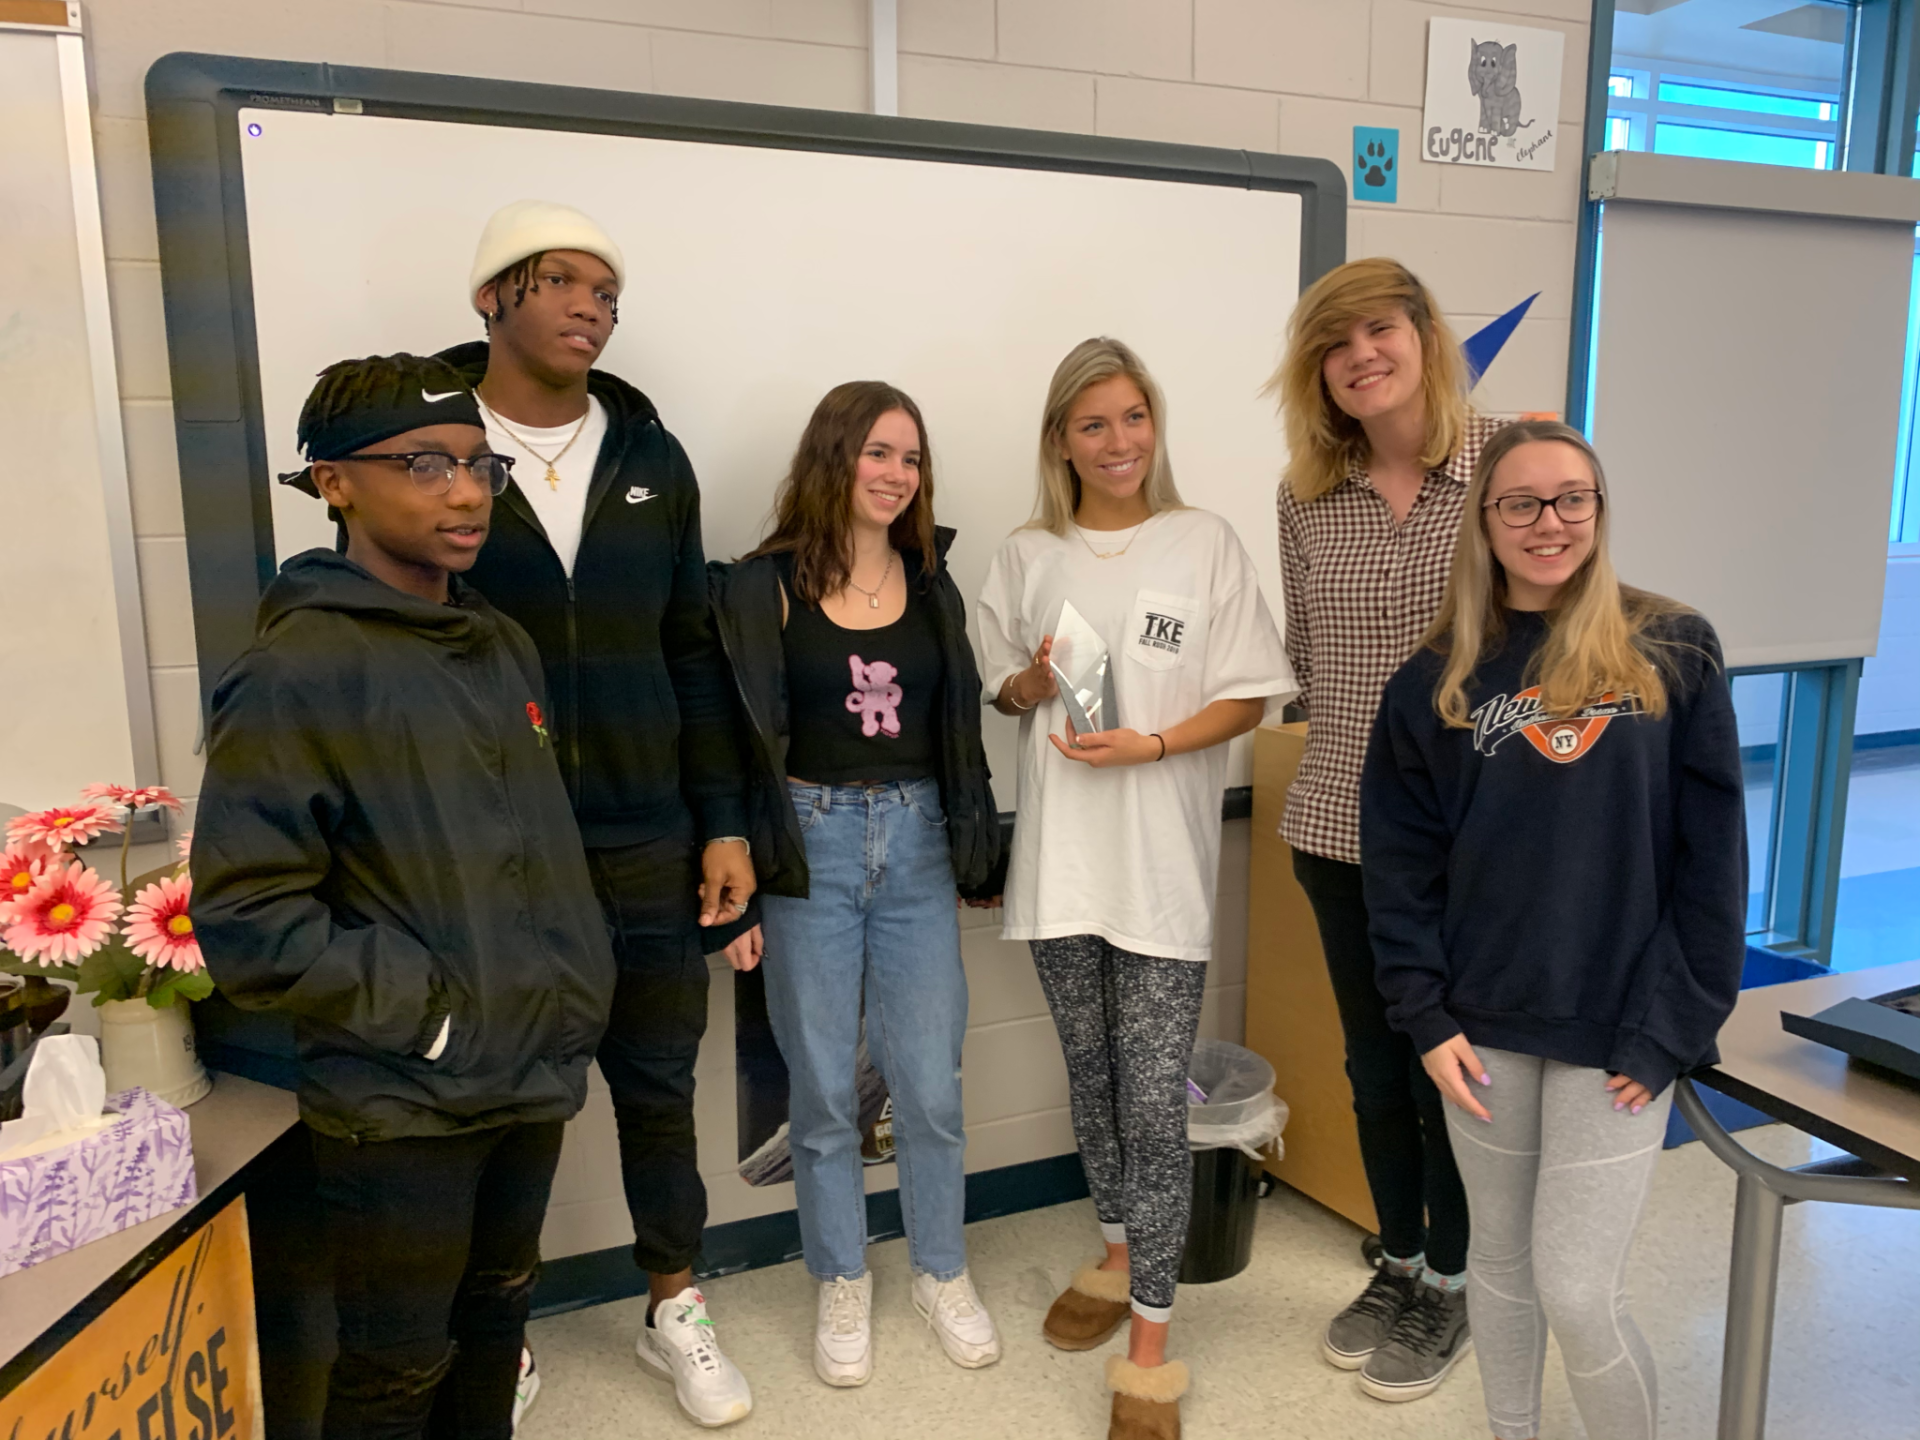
1680, 958, 1920, 1440
0, 1071, 300, 1390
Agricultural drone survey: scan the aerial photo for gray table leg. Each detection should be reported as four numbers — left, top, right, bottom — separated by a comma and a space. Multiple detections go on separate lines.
1719, 1171, 1785, 1440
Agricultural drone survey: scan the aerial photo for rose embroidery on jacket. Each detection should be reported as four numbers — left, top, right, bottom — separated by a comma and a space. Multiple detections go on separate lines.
845, 656, 902, 738
527, 701, 549, 747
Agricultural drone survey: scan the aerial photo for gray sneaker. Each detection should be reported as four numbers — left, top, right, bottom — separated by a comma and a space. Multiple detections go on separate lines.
1321, 1267, 1417, 1370
1358, 1282, 1471, 1402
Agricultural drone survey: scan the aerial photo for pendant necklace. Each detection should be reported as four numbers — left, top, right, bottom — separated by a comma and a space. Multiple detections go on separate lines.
477, 394, 591, 492
1075, 516, 1147, 561
846, 550, 897, 609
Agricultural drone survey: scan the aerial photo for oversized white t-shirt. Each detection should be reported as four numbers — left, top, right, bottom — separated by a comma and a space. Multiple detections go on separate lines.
480, 396, 608, 576
977, 508, 1298, 961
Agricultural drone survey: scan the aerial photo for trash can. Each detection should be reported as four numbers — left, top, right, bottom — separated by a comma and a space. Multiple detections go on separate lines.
1179, 1038, 1288, 1285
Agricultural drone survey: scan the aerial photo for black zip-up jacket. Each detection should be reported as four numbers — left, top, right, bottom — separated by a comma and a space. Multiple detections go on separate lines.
191, 551, 617, 1141
707, 530, 1003, 898
438, 340, 748, 850
1360, 607, 1746, 1096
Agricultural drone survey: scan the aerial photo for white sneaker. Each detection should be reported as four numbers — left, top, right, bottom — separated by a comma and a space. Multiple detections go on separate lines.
637, 1287, 754, 1428
911, 1269, 1002, 1369
814, 1273, 874, 1387
510, 1347, 540, 1435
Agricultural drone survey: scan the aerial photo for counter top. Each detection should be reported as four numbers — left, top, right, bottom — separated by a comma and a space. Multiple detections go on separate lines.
0, 1071, 299, 1374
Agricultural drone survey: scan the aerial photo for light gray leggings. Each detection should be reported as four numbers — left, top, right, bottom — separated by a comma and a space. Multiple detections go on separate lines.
1445, 1046, 1674, 1440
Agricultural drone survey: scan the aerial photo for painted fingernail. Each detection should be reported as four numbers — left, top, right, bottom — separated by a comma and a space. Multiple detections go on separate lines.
1613, 1100, 1624, 1111
1479, 1073, 1492, 1086
1632, 1103, 1644, 1115
1480, 1113, 1494, 1123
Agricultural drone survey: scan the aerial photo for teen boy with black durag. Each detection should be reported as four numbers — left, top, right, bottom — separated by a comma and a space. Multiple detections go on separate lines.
436, 201, 759, 1428
191, 354, 617, 1440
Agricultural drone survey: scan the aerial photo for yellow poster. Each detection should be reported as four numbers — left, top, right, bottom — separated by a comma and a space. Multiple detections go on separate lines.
1, 1197, 260, 1440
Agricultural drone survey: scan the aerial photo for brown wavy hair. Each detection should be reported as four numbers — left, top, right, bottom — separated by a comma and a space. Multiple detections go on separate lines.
746, 381, 938, 605
1265, 257, 1470, 504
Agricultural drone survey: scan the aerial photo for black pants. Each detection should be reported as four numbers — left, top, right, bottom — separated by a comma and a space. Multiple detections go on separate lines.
587, 829, 711, 1276
311, 1119, 565, 1440
1292, 847, 1470, 1276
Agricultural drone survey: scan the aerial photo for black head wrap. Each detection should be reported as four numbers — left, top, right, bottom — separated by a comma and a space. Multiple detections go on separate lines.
279, 353, 486, 497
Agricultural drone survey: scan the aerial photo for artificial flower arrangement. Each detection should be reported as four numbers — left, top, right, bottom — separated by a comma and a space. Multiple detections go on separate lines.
0, 785, 210, 1008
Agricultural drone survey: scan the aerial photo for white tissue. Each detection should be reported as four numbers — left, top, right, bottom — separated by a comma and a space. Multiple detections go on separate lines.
0, 1033, 112, 1161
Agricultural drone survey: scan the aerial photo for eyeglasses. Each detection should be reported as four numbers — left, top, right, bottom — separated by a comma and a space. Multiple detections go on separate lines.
347, 451, 516, 496
1484, 489, 1601, 528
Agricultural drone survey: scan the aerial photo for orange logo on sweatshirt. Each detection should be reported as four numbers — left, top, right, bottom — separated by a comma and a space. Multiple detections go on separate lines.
1471, 687, 1638, 762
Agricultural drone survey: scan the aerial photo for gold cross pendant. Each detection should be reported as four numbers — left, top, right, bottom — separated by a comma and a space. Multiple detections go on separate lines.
544, 465, 561, 492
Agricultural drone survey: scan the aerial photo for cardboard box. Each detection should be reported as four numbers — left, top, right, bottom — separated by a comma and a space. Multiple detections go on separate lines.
0, 1087, 198, 1278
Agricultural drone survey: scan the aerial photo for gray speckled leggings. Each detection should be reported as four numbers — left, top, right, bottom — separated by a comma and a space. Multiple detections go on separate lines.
1030, 934, 1207, 1317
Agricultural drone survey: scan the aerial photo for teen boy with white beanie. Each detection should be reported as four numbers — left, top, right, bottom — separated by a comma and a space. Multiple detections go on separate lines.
439, 200, 760, 1429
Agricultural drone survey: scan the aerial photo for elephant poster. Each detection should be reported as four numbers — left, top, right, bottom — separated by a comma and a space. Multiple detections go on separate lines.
1421, 17, 1565, 172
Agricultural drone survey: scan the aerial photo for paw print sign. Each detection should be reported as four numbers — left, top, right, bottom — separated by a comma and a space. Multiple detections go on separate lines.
1352, 126, 1399, 203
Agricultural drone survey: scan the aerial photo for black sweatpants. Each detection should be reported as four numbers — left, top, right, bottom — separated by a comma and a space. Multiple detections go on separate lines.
1292, 846, 1470, 1276
586, 827, 712, 1276
311, 1119, 565, 1440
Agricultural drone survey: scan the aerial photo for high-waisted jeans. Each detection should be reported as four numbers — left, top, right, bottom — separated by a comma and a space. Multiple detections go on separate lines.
759, 778, 970, 1283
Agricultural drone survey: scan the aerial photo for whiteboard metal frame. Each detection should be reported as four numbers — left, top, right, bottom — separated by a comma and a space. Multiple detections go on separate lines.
144, 51, 1345, 705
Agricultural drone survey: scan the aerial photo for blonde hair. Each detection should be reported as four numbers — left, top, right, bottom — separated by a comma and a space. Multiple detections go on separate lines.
1266, 258, 1471, 504
1026, 337, 1185, 536
1427, 419, 1692, 728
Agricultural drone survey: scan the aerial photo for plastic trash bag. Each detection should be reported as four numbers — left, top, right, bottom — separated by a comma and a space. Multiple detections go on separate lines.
1186, 1038, 1288, 1161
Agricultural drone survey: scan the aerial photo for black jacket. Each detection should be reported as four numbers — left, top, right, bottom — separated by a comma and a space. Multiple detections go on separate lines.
191, 551, 617, 1141
1360, 608, 1746, 1096
438, 340, 749, 851
707, 530, 1002, 897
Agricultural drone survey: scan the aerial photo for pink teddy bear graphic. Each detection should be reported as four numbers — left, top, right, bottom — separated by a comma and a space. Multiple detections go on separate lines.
845, 655, 902, 738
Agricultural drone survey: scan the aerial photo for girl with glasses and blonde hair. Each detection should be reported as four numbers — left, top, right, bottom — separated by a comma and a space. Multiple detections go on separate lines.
1361, 420, 1746, 1440
978, 337, 1295, 1440
1269, 256, 1497, 1400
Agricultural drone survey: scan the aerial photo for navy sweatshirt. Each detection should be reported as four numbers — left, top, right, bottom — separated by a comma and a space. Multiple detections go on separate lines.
1359, 607, 1746, 1095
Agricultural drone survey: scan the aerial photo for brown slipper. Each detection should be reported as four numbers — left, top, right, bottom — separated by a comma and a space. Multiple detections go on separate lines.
1043, 1262, 1132, 1350
1106, 1355, 1189, 1440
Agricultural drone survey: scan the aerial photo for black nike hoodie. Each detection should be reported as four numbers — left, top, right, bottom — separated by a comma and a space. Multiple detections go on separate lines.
191, 550, 617, 1141
1360, 608, 1746, 1096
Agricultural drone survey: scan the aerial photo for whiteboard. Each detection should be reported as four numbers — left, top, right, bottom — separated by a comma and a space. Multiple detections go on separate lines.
1588, 156, 1918, 669
235, 106, 1305, 785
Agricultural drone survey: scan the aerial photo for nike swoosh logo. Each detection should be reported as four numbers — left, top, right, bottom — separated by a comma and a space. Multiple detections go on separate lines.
626, 487, 656, 504
422, 389, 462, 404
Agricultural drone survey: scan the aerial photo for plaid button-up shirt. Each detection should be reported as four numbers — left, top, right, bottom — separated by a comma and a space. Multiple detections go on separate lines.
1276, 412, 1503, 864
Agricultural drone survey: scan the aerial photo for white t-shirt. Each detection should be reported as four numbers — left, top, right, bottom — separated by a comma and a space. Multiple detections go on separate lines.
977, 508, 1298, 961
480, 396, 608, 576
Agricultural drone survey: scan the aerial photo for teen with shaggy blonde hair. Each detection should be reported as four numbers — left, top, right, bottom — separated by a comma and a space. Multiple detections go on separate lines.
1269, 257, 1496, 1401
1362, 420, 1745, 1440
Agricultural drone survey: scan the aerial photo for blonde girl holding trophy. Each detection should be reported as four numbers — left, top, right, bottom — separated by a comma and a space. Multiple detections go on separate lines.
977, 337, 1295, 1440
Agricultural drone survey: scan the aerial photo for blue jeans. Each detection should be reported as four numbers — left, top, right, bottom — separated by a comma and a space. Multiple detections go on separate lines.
759, 778, 970, 1283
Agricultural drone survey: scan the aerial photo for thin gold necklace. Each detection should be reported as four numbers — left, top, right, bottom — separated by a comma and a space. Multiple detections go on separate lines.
477, 393, 591, 492
845, 549, 897, 609
1075, 514, 1148, 561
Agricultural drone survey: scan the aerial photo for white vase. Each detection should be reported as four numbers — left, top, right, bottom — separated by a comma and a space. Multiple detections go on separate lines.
99, 997, 213, 1108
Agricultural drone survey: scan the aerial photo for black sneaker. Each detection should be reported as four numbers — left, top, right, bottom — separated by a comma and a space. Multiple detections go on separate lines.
1321, 1267, 1417, 1370
1358, 1282, 1471, 1402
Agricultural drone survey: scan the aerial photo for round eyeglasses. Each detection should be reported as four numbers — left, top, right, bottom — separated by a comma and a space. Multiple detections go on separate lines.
1484, 489, 1601, 528
348, 451, 516, 497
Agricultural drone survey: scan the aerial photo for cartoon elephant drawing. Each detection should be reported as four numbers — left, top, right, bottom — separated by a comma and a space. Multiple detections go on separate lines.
846, 655, 903, 738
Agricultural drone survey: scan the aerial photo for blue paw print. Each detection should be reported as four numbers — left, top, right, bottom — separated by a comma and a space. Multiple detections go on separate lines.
1357, 140, 1394, 191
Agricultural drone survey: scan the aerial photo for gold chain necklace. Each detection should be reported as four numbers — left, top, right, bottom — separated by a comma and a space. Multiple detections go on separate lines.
477, 394, 591, 492
845, 550, 897, 609
1075, 517, 1147, 561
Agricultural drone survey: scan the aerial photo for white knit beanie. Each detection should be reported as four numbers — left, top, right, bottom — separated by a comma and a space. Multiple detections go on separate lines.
468, 199, 627, 311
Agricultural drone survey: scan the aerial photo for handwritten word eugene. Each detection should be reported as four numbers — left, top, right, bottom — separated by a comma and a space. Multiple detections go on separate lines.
6, 1224, 240, 1440
1427, 125, 1554, 165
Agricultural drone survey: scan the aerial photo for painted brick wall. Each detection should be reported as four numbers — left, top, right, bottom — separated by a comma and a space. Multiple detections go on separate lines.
82, 0, 1591, 814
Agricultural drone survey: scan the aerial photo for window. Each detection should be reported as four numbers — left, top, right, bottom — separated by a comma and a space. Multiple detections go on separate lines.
1605, 69, 1843, 169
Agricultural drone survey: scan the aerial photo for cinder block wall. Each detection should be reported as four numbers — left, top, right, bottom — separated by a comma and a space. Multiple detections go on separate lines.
80, 0, 1590, 1244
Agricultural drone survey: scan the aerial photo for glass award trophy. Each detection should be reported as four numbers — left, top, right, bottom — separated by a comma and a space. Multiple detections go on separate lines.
1048, 600, 1119, 745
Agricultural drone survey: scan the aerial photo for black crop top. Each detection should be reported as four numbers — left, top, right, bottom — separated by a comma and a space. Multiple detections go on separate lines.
783, 577, 943, 785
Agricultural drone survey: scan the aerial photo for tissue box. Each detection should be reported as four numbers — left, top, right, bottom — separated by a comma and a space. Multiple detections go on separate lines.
0, 1087, 197, 1278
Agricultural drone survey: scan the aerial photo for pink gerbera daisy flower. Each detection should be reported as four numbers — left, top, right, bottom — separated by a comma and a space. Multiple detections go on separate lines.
0, 847, 47, 924
175, 828, 194, 863
81, 783, 183, 814
123, 872, 203, 973
1, 861, 123, 965
6, 803, 124, 853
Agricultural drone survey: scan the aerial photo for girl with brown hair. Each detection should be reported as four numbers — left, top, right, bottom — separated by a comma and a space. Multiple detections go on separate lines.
707, 381, 1002, 1391
1269, 256, 1495, 1401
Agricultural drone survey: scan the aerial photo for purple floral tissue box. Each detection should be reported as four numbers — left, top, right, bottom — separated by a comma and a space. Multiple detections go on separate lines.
0, 1087, 198, 1278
